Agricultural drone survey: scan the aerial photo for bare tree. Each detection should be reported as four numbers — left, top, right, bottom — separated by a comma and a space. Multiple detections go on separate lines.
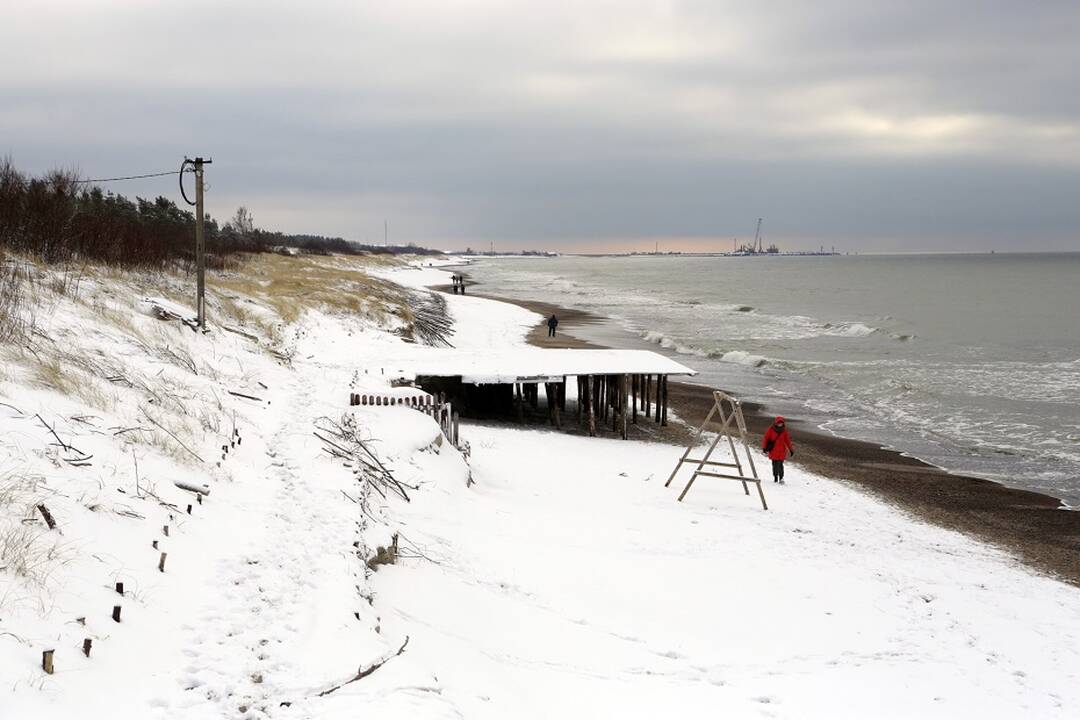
230, 206, 255, 237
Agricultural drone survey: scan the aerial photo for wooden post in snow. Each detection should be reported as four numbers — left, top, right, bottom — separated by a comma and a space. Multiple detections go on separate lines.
82, 638, 92, 657
158, 552, 167, 572
42, 649, 54, 674
112, 605, 122, 622
37, 504, 56, 530
632, 375, 638, 424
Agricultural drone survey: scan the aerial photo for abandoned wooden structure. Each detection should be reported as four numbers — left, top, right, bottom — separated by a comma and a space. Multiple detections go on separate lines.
665, 389, 768, 510
372, 348, 695, 439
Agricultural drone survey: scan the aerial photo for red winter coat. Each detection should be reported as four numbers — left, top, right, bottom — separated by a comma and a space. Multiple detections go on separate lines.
762, 416, 794, 461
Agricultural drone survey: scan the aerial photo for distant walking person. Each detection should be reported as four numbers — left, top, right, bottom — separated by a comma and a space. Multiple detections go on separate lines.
762, 416, 794, 483
547, 314, 559, 337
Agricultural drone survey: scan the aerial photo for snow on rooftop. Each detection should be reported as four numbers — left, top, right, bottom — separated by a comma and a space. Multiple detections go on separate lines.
376, 348, 697, 384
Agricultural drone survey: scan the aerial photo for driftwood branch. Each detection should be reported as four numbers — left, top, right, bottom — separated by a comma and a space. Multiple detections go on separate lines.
317, 636, 410, 697
227, 390, 263, 402
35, 414, 70, 452
221, 325, 259, 342
0, 401, 25, 416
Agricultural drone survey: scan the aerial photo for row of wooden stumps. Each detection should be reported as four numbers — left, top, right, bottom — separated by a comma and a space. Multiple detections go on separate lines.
575, 373, 669, 439
40, 492, 205, 675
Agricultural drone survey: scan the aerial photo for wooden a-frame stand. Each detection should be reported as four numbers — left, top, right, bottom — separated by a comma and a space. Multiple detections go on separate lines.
664, 390, 768, 510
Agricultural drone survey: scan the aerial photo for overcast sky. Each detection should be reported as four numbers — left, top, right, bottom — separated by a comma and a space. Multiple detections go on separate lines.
3, 1, 1079, 252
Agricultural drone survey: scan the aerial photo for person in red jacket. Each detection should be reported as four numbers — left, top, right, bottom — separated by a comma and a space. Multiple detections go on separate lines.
762, 416, 794, 483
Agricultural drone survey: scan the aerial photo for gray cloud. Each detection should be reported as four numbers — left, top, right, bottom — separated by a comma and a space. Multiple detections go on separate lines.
2, 1, 1079, 251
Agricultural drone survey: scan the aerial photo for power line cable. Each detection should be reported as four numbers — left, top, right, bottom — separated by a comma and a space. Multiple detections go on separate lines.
73, 169, 188, 184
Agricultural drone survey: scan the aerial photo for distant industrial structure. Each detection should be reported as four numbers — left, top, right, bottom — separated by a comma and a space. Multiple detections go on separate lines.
633, 219, 841, 257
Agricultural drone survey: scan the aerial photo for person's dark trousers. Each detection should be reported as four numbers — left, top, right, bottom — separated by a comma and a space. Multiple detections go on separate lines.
548, 327, 555, 337
771, 459, 784, 482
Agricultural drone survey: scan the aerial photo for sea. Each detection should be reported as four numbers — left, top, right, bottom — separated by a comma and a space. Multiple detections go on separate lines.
463, 253, 1080, 507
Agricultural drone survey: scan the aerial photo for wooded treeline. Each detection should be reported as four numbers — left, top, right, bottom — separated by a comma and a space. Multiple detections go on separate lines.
0, 160, 439, 267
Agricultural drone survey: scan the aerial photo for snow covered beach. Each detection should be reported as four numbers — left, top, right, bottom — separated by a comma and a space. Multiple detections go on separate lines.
1, 255, 1078, 718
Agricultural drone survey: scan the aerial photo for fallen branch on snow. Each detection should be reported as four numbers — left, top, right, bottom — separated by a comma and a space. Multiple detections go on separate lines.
316, 636, 410, 697
227, 389, 263, 402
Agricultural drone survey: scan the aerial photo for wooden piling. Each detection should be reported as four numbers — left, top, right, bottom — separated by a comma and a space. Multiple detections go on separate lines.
656, 375, 665, 425
158, 552, 167, 573
613, 375, 620, 432
115, 581, 124, 595
645, 374, 651, 417
42, 649, 54, 674
632, 375, 638, 424
576, 377, 583, 424
622, 374, 629, 439
82, 638, 92, 657
586, 376, 596, 436
112, 605, 121, 622
655, 374, 662, 422
550, 383, 561, 429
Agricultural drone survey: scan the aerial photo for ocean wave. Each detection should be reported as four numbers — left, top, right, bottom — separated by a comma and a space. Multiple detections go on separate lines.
823, 322, 878, 338
640, 330, 709, 357
639, 329, 770, 364
719, 350, 769, 367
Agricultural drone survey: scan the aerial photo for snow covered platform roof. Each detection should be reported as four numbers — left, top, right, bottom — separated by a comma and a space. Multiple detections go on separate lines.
387, 348, 697, 384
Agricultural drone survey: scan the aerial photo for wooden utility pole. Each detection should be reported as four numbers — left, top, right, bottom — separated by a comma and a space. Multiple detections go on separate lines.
194, 158, 209, 328
182, 156, 212, 329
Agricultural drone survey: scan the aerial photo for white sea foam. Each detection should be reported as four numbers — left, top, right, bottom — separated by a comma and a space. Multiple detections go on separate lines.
720, 350, 769, 367
822, 321, 878, 338
640, 330, 707, 356
835, 322, 877, 337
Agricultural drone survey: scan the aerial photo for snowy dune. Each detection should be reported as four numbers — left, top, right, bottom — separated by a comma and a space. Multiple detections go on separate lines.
0, 256, 1077, 719
379, 425, 1079, 718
